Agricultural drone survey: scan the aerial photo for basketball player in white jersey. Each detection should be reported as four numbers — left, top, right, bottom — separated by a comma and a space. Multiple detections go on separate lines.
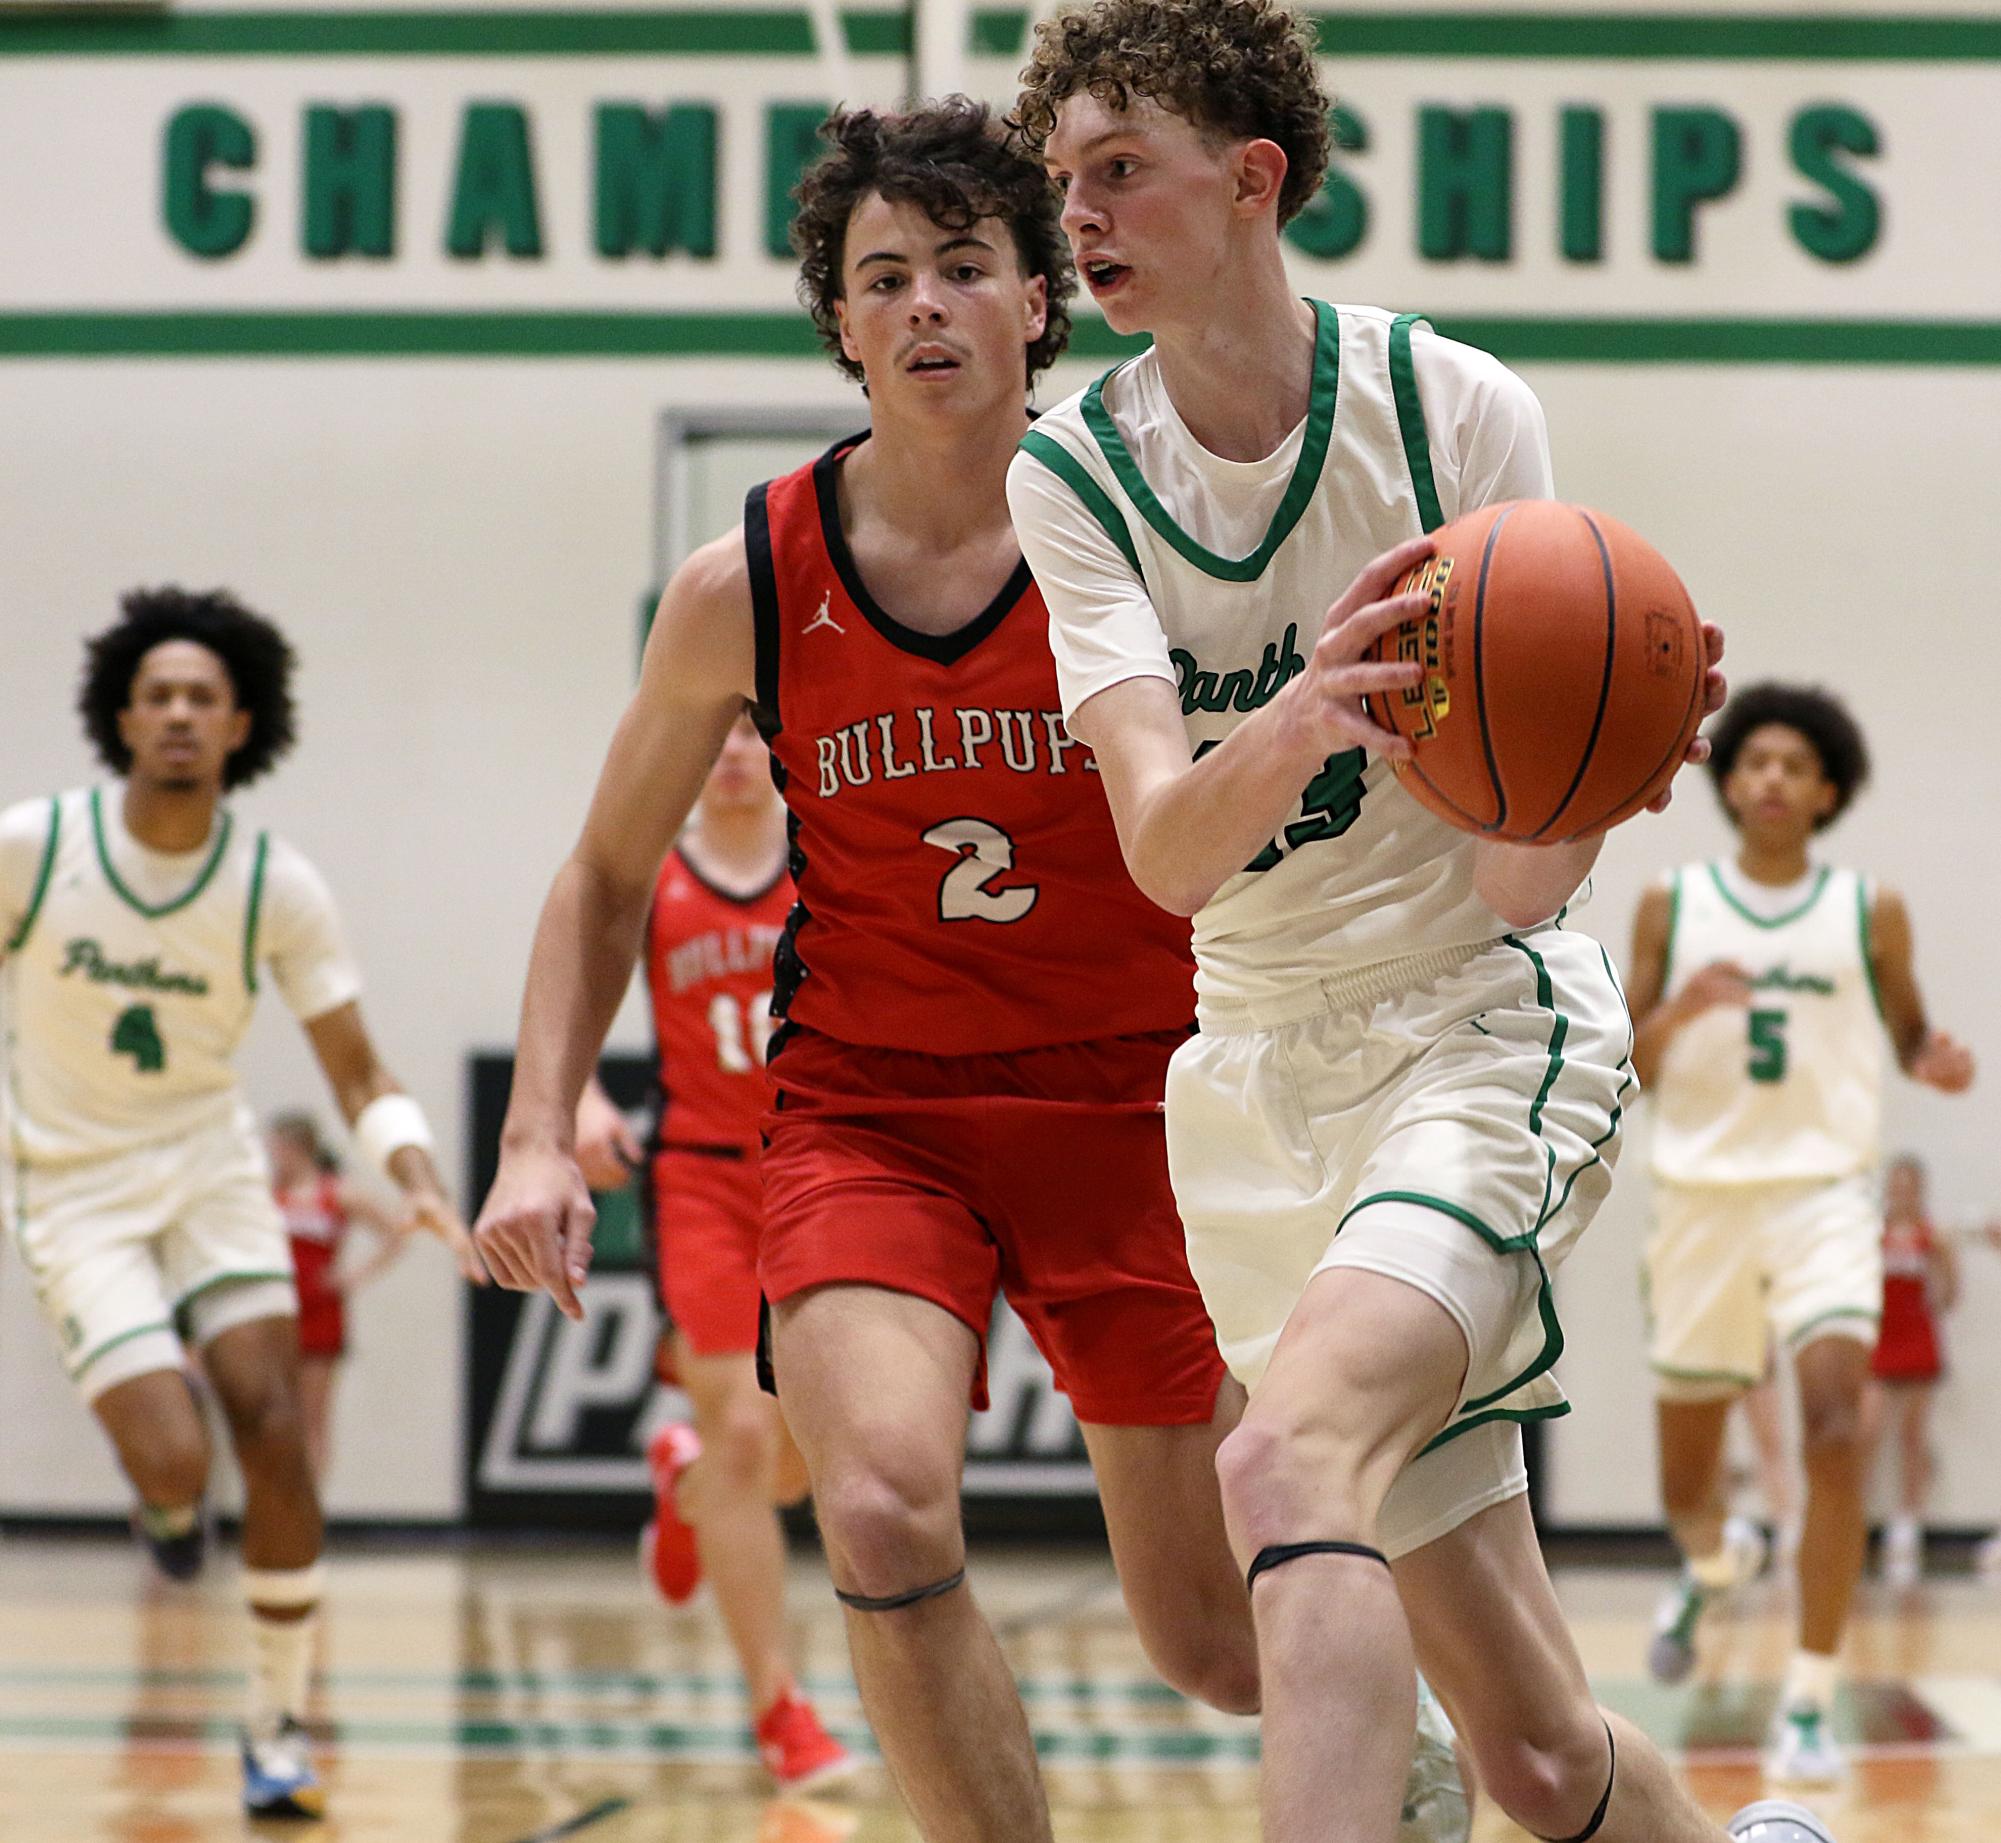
1627, 682, 1974, 1782
0, 589, 483, 1818
1008, 4, 1827, 1840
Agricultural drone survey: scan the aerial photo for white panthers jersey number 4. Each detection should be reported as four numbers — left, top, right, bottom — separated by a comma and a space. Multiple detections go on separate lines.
5, 787, 274, 1167
1650, 861, 1884, 1185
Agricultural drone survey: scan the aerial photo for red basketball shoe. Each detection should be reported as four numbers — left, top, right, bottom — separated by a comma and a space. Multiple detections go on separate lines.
755, 1686, 855, 1792
639, 1423, 703, 1605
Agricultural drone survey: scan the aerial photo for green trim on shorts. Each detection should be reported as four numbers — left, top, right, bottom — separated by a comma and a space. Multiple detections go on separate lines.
70, 1318, 176, 1381
174, 1269, 297, 1319
1339, 1187, 1531, 1253
1418, 1398, 1571, 1459
1788, 1306, 1880, 1347
1650, 1359, 1759, 1388
1336, 1189, 1566, 1422
1539, 1061, 1634, 1231
1502, 931, 1571, 1223
6, 796, 62, 954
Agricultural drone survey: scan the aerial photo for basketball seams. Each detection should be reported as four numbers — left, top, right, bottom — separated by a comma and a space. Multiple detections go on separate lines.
1562, 595, 1705, 837
1533, 510, 1620, 841
1472, 507, 1513, 832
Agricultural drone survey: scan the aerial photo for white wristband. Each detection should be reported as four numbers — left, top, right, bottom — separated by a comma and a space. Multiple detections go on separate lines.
354, 1093, 435, 1178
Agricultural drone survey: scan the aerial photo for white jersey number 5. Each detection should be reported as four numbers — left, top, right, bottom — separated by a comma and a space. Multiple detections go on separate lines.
923, 818, 1038, 924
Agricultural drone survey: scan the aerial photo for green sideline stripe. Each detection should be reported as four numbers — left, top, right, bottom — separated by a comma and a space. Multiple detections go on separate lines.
2, 313, 2000, 365
4, 10, 2001, 60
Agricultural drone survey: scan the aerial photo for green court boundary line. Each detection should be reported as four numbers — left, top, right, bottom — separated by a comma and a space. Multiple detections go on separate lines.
2, 312, 1999, 365
3, 10, 2001, 60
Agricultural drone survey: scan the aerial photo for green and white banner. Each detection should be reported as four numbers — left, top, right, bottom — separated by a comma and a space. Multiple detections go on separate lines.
3, 7, 1999, 358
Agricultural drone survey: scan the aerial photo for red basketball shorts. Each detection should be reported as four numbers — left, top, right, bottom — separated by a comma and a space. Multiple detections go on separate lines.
294, 1284, 345, 1360
647, 1146, 764, 1358
757, 1026, 1225, 1426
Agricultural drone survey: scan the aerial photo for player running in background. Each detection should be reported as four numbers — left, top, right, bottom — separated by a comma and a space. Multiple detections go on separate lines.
0, 589, 483, 1819
1628, 682, 1974, 1782
1862, 1152, 1959, 1587
476, 101, 1468, 1843
267, 1110, 409, 1482
572, 715, 851, 1790
1000, 2, 1824, 1839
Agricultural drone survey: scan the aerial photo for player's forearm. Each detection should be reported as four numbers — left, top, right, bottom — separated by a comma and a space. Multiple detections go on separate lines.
1118, 690, 1333, 918
501, 855, 651, 1153
1472, 836, 1602, 933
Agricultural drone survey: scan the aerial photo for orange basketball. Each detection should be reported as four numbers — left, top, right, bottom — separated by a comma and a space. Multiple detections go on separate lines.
1364, 501, 1705, 843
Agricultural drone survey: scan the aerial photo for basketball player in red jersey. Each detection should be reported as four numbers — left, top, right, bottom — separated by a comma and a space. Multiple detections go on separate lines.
267, 1113, 406, 1482
476, 103, 1472, 1841
1862, 1153, 1958, 1587
572, 716, 850, 1789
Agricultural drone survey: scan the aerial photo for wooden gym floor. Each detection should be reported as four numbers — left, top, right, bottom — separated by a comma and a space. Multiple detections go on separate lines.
1, 1531, 1997, 1841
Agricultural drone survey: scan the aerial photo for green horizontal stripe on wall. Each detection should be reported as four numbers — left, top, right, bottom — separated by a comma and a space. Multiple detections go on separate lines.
3, 10, 2001, 61
2, 312, 2001, 365
1308, 13, 2001, 60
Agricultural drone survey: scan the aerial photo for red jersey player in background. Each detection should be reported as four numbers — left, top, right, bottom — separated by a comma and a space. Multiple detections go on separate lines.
570, 716, 850, 1789
1861, 1153, 1960, 1587
267, 1112, 407, 1483
476, 102, 1470, 1843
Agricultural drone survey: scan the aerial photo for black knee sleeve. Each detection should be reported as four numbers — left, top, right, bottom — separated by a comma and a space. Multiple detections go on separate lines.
833, 1567, 966, 1613
1536, 1718, 1616, 1843
1245, 1540, 1389, 1591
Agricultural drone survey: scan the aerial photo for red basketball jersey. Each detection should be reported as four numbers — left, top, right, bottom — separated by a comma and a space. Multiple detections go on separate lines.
745, 436, 1195, 1056
644, 844, 793, 1150
279, 1174, 345, 1319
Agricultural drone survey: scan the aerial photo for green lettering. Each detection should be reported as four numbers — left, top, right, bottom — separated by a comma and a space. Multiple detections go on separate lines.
447, 103, 543, 260
303, 105, 397, 259
765, 101, 832, 259
163, 103, 256, 260
110, 1003, 166, 1075
1788, 104, 1881, 264
1652, 107, 1741, 264
1417, 106, 1512, 262
1559, 106, 1604, 263
1286, 105, 1368, 261
595, 103, 718, 259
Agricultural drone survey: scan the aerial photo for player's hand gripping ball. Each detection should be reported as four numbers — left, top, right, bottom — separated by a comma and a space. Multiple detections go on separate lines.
1364, 500, 1706, 842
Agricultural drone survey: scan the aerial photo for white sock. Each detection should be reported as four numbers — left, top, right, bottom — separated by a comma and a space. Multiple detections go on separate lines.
1782, 1648, 1839, 1712
1689, 1544, 1741, 1591
1887, 1514, 1921, 1546
243, 1563, 325, 1739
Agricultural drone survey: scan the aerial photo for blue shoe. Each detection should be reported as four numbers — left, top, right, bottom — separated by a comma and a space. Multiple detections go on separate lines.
133, 1503, 205, 1582
1728, 1798, 1838, 1840
242, 1717, 325, 1819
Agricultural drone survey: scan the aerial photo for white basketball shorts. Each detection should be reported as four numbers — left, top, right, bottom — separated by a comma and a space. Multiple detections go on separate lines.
1645, 1174, 1882, 1401
8, 1106, 298, 1403
1169, 925, 1632, 1557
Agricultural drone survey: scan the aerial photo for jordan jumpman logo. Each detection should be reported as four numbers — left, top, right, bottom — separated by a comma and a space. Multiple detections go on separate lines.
804, 591, 845, 635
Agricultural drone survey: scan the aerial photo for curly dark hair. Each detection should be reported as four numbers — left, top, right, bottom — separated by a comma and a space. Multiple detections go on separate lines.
1012, 0, 1331, 227
79, 587, 297, 790
791, 99, 1074, 386
1705, 681, 1870, 830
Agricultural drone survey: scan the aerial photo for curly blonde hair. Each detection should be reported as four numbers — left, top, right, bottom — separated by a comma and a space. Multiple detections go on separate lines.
1012, 0, 1331, 227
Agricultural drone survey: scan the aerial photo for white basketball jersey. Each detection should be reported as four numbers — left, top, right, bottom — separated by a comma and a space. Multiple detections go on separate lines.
1015, 302, 1539, 1008
5, 787, 282, 1167
1649, 861, 1884, 1185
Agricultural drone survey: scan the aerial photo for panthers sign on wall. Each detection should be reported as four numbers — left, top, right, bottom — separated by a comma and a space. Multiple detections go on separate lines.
464, 1053, 1096, 1530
